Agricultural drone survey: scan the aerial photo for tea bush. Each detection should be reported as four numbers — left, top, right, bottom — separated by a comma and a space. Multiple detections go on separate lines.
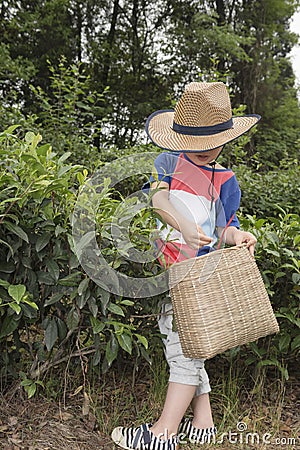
0, 127, 160, 386
235, 161, 300, 217
238, 212, 300, 378
0, 125, 299, 392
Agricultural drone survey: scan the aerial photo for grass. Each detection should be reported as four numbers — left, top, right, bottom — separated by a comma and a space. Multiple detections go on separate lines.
93, 353, 169, 434
0, 348, 298, 449
89, 350, 299, 449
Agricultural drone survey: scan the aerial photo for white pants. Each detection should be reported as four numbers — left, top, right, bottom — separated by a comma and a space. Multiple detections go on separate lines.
158, 303, 211, 396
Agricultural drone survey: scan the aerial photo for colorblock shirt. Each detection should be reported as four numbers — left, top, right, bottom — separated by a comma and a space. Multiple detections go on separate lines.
150, 152, 241, 265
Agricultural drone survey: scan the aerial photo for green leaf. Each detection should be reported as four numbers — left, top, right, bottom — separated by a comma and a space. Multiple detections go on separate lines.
21, 302, 37, 319
117, 334, 132, 354
90, 316, 105, 334
292, 273, 300, 285
0, 261, 15, 273
0, 279, 10, 288
36, 143, 51, 156
46, 259, 60, 282
9, 303, 22, 314
27, 383, 37, 399
278, 334, 291, 353
120, 300, 135, 306
257, 359, 279, 368
36, 233, 51, 252
57, 165, 72, 177
58, 272, 82, 286
105, 334, 119, 366
45, 319, 58, 351
74, 231, 96, 258
4, 221, 29, 243
140, 346, 152, 364
107, 303, 124, 316
66, 307, 80, 331
23, 299, 38, 310
99, 288, 110, 315
69, 254, 79, 269
38, 271, 55, 285
0, 239, 14, 256
76, 291, 88, 309
249, 342, 267, 357
58, 152, 72, 164
278, 365, 289, 381
281, 263, 298, 271
93, 349, 101, 366
56, 318, 67, 341
274, 271, 285, 281
3, 124, 21, 134
0, 316, 19, 338
135, 333, 148, 349
78, 278, 89, 296
244, 356, 257, 366
294, 235, 300, 246
291, 335, 300, 352
265, 249, 280, 257
20, 378, 32, 387
55, 225, 66, 236
88, 297, 98, 317
22, 256, 32, 269
255, 219, 266, 229
8, 284, 26, 303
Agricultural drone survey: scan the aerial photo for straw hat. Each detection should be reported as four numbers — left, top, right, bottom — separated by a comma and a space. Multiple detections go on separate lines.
145, 82, 261, 152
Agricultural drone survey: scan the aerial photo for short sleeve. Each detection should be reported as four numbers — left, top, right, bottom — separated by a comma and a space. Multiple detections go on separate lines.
149, 152, 179, 185
216, 175, 241, 228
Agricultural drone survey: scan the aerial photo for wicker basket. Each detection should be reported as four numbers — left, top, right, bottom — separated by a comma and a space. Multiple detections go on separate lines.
169, 245, 279, 359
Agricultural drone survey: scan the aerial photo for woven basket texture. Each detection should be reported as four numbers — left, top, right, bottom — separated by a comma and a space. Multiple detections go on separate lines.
169, 245, 279, 359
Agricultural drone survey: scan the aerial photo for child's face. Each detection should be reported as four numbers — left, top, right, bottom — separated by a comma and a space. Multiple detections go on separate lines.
185, 146, 223, 165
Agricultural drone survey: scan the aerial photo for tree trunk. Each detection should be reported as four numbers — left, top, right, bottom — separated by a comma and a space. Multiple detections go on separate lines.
215, 0, 226, 73
75, 0, 82, 62
101, 0, 119, 88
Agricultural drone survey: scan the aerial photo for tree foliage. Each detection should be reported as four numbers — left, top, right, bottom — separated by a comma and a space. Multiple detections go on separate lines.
0, 0, 299, 159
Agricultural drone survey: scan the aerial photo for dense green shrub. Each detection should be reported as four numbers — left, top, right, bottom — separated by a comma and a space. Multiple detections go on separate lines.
0, 127, 158, 386
0, 125, 299, 393
235, 161, 300, 217
238, 212, 300, 378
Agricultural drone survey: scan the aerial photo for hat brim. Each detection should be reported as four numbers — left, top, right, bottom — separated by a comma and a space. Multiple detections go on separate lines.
145, 110, 261, 152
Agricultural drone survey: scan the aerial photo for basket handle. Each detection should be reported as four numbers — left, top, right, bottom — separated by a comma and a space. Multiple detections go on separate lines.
217, 213, 235, 250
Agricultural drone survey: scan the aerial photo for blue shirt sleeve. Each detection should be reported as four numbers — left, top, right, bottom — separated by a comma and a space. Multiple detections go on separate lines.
216, 175, 241, 228
149, 152, 179, 185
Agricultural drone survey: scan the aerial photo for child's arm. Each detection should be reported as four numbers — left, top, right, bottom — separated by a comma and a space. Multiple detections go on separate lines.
218, 226, 257, 257
151, 181, 213, 250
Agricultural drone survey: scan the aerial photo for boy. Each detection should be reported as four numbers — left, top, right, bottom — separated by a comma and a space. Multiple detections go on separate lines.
111, 82, 260, 449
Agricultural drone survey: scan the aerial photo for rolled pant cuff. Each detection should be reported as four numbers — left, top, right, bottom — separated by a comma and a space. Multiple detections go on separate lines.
195, 384, 211, 396
168, 375, 211, 396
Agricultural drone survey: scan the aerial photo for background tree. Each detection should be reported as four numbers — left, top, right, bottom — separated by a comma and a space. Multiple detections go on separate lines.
0, 0, 299, 160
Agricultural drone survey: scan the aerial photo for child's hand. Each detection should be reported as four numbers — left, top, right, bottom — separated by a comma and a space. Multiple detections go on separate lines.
234, 230, 257, 257
180, 221, 213, 250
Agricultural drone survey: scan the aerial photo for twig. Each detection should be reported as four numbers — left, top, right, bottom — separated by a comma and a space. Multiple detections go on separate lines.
130, 311, 173, 319
30, 347, 96, 379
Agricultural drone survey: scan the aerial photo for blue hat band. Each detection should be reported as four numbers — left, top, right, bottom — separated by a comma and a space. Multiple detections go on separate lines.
172, 118, 233, 136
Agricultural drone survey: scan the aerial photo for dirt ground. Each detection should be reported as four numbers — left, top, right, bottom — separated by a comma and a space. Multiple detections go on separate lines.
0, 373, 299, 450
0, 387, 110, 450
